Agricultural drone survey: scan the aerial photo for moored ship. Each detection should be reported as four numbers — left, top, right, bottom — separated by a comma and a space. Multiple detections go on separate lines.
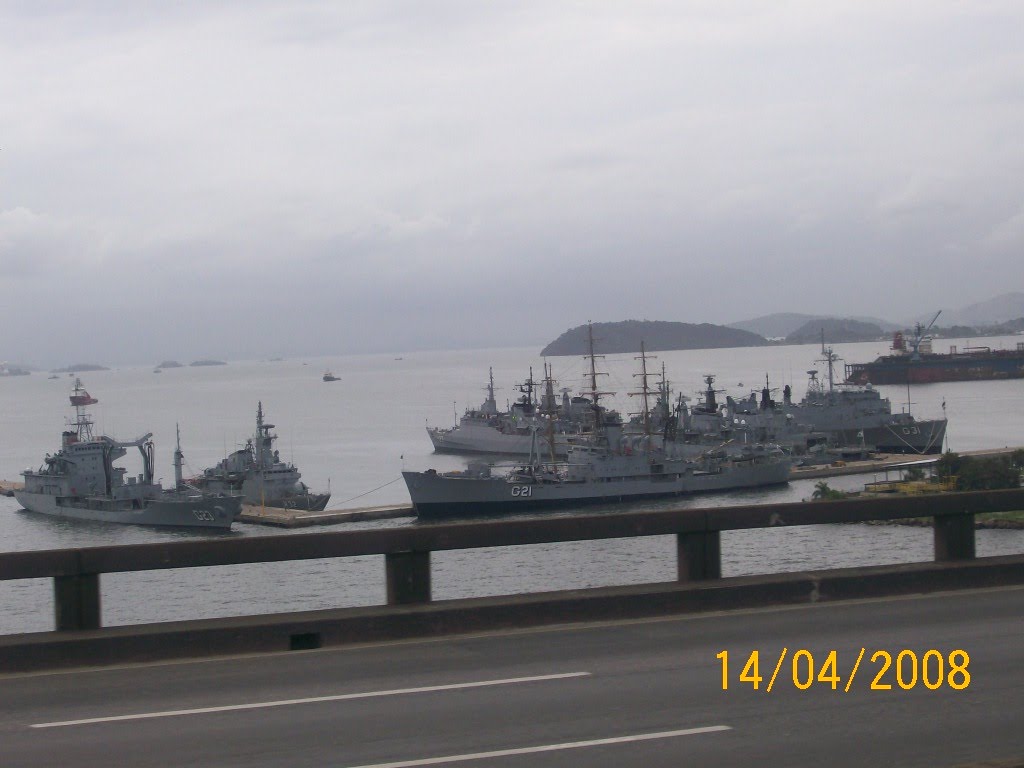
405, 330, 791, 519
192, 402, 330, 511
426, 366, 604, 457
846, 341, 1024, 384
14, 380, 242, 528
845, 312, 1024, 384
729, 344, 947, 455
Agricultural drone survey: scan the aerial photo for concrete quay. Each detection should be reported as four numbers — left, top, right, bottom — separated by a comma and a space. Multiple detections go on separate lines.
238, 502, 413, 527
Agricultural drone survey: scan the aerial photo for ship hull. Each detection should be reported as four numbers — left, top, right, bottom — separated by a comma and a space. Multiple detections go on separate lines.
13, 490, 241, 529
404, 460, 790, 519
427, 426, 574, 457
846, 354, 1024, 385
194, 476, 331, 511
826, 419, 947, 454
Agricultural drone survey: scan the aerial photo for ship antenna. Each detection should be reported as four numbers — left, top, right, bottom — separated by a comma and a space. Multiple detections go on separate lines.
542, 362, 558, 462
174, 423, 184, 490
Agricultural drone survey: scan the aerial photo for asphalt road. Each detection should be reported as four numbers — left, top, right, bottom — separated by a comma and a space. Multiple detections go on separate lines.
2, 586, 1022, 768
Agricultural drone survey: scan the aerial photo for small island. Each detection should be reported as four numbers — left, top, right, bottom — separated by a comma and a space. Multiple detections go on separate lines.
51, 363, 110, 373
156, 360, 183, 369
0, 362, 30, 376
190, 360, 227, 367
540, 320, 768, 356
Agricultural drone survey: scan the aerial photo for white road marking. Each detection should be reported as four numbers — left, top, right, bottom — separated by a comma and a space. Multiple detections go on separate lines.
344, 726, 733, 768
30, 671, 590, 729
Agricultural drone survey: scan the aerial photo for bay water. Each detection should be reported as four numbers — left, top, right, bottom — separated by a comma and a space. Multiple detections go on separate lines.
2, 336, 1022, 634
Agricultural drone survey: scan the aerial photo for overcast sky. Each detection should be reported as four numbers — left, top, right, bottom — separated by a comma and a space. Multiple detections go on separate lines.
2, 1, 1022, 365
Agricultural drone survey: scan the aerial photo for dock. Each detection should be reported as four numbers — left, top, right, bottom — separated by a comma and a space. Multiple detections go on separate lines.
238, 503, 414, 527
790, 447, 1021, 480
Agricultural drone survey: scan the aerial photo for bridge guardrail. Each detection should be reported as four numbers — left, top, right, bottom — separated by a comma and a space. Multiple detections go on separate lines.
2, 488, 1022, 632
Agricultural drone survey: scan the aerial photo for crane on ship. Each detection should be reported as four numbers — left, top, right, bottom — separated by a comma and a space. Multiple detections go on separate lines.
907, 310, 942, 358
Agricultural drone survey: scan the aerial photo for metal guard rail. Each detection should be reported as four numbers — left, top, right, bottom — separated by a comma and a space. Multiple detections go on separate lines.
1, 488, 1022, 632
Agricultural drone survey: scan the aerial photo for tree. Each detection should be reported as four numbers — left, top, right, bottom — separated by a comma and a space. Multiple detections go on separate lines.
812, 481, 846, 500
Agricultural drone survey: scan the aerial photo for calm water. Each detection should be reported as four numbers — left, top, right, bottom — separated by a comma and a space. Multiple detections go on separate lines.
2, 337, 1023, 634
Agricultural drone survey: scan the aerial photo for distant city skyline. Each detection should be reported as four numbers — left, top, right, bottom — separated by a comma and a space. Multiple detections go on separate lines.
3, 3, 1023, 366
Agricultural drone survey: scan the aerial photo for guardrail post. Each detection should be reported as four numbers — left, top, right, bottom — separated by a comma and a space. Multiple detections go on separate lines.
676, 532, 721, 581
54, 574, 101, 631
386, 551, 431, 605
934, 514, 975, 561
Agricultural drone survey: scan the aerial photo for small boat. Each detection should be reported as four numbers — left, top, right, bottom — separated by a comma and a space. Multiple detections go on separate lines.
323, 371, 339, 382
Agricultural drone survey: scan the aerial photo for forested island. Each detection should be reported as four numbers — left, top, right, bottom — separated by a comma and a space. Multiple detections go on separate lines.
540, 321, 768, 356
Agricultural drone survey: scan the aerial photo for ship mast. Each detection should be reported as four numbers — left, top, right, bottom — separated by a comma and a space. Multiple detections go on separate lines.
67, 377, 98, 442
818, 330, 842, 392
541, 362, 558, 462
629, 342, 657, 444
255, 400, 276, 468
174, 423, 184, 490
514, 367, 537, 411
581, 322, 614, 436
481, 367, 498, 416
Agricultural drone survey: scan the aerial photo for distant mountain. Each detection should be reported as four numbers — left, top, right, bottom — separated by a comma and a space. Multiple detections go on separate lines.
922, 293, 1024, 327
786, 318, 886, 344
540, 320, 767, 357
729, 313, 898, 339
727, 313, 820, 339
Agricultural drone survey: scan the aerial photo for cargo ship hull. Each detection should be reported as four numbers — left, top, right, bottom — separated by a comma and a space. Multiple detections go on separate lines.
846, 349, 1024, 385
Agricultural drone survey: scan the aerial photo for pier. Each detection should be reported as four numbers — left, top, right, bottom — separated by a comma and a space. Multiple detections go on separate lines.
238, 502, 412, 526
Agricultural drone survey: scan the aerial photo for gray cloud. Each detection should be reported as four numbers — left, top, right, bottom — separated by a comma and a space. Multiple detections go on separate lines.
2, 1, 1023, 366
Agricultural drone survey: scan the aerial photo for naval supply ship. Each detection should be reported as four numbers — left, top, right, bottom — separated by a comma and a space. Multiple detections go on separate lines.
15, 380, 242, 528
192, 402, 330, 511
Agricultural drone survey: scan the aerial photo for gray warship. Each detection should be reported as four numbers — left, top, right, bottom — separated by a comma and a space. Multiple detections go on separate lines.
192, 402, 330, 511
723, 343, 947, 455
426, 366, 608, 457
15, 380, 242, 528
405, 336, 790, 519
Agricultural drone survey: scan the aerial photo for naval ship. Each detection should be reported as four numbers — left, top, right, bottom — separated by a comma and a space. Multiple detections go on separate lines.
15, 380, 242, 528
404, 335, 791, 519
426, 366, 607, 457
192, 402, 330, 511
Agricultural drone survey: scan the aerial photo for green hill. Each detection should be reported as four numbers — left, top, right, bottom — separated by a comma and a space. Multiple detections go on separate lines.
540, 320, 768, 356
